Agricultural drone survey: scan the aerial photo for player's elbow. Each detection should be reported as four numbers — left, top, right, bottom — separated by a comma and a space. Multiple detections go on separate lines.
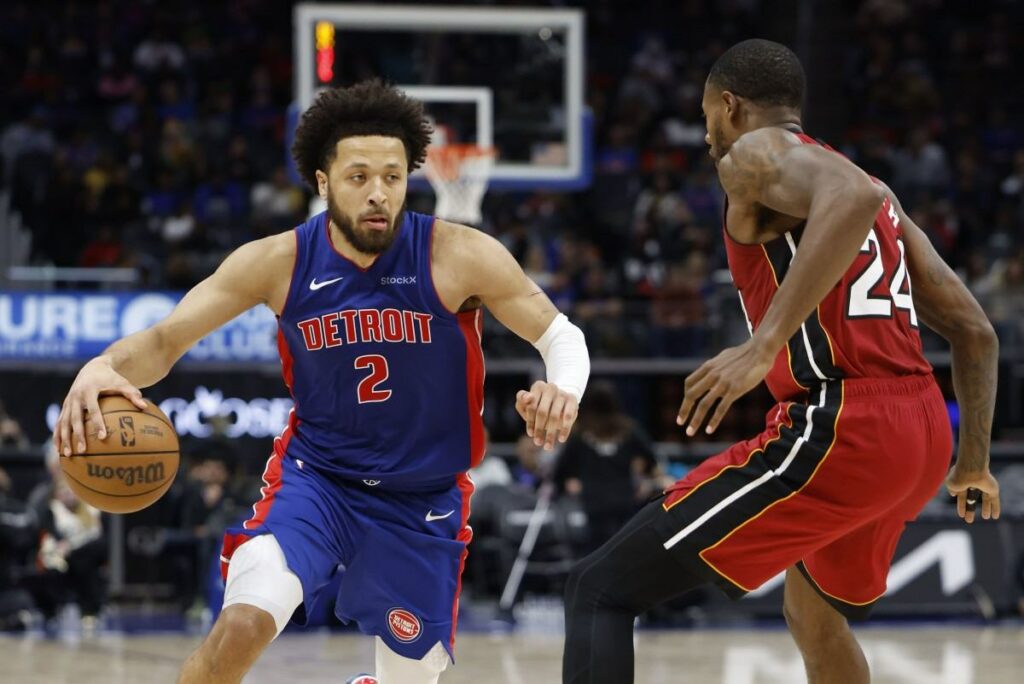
852, 181, 885, 218
942, 308, 999, 350
957, 315, 999, 350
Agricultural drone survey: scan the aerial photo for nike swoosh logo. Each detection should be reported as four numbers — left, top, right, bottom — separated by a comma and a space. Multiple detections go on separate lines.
309, 276, 344, 290
425, 509, 455, 522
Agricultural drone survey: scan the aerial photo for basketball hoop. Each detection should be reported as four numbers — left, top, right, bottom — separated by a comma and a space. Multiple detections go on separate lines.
424, 144, 494, 225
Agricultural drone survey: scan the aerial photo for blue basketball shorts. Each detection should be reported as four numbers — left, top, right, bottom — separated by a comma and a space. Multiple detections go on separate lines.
220, 448, 474, 661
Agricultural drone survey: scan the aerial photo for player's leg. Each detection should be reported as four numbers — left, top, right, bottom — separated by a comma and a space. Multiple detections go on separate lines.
332, 477, 472, 682
562, 499, 707, 684
178, 604, 276, 684
178, 534, 303, 684
781, 376, 953, 684
373, 637, 450, 684
783, 567, 869, 684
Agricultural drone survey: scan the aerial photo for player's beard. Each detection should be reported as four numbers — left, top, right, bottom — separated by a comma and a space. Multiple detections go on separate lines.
327, 194, 405, 255
709, 117, 730, 162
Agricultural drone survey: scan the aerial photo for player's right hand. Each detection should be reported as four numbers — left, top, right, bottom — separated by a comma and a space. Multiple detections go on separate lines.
515, 380, 579, 451
945, 467, 1000, 524
54, 358, 147, 457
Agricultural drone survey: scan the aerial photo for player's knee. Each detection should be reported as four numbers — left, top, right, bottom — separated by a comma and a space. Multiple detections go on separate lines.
215, 605, 277, 657
783, 596, 847, 646
565, 560, 596, 610
565, 557, 620, 614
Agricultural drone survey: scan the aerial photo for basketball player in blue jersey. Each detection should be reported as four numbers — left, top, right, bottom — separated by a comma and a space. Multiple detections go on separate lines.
53, 80, 591, 684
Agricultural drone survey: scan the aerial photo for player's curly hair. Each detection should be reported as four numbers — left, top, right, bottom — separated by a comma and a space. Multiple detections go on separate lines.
708, 39, 805, 109
291, 80, 433, 189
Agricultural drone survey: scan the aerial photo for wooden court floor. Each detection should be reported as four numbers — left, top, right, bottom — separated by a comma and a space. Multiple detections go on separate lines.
4, 624, 1023, 683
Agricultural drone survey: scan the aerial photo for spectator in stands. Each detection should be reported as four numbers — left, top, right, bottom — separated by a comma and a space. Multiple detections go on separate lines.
649, 251, 710, 357
24, 457, 106, 631
250, 166, 305, 232
170, 432, 251, 613
633, 173, 693, 239
1000, 150, 1024, 223
180, 453, 237, 539
78, 225, 125, 268
982, 248, 1024, 346
0, 402, 29, 449
555, 381, 668, 553
132, 26, 186, 74
0, 105, 54, 187
891, 127, 952, 200
0, 466, 38, 632
512, 434, 553, 491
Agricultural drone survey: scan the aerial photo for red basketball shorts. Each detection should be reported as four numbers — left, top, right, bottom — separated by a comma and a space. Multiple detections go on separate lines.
653, 375, 952, 619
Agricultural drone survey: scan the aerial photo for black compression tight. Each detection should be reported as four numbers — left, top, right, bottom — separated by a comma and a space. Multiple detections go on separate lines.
562, 500, 707, 683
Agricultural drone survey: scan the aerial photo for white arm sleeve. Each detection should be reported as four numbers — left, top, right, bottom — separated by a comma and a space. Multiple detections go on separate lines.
531, 313, 590, 402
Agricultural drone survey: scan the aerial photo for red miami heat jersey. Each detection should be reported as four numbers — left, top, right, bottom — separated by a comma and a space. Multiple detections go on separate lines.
725, 133, 932, 402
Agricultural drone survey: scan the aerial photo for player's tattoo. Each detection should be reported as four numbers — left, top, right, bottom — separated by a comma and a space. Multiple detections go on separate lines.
718, 138, 784, 203
955, 348, 996, 471
915, 245, 996, 472
929, 249, 997, 472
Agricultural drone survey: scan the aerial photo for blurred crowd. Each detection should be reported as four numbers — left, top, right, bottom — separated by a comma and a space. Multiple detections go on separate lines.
2, 0, 1021, 357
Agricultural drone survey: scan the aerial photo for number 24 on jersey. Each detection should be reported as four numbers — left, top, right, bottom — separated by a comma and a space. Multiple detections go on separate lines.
846, 203, 918, 326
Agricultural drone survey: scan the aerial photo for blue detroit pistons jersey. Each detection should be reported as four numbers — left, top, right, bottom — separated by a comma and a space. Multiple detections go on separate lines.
274, 210, 485, 491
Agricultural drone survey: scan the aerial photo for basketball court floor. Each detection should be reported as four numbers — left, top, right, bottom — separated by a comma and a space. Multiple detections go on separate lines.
5, 623, 1023, 683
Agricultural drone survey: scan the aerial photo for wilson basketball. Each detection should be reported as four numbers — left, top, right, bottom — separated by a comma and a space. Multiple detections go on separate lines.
60, 396, 179, 514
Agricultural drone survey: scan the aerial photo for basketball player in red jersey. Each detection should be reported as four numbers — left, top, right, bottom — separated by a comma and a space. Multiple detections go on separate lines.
562, 39, 1000, 684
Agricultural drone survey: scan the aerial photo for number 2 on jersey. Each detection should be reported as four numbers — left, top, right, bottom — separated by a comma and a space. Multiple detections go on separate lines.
847, 225, 918, 327
355, 354, 392, 403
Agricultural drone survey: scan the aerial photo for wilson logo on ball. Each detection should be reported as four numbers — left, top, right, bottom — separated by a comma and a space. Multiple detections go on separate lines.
386, 608, 421, 642
86, 462, 165, 486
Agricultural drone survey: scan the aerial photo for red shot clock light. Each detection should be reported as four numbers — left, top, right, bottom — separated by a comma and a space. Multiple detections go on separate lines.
315, 21, 335, 83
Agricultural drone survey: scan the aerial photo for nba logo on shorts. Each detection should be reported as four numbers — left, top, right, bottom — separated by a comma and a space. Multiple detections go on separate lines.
386, 608, 421, 642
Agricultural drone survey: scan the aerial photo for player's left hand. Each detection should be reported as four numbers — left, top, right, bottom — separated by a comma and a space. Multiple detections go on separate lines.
677, 339, 774, 436
516, 381, 579, 451
945, 467, 1000, 524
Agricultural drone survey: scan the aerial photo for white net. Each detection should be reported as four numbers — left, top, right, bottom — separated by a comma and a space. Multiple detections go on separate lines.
423, 145, 494, 225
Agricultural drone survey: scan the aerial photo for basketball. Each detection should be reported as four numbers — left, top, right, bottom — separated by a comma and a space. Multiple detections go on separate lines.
59, 396, 179, 514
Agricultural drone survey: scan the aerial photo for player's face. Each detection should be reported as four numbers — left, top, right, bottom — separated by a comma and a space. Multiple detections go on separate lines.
320, 135, 409, 255
701, 84, 733, 163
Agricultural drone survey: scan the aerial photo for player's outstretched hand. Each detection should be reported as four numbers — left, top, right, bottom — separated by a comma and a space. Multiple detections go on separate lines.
516, 381, 580, 451
677, 339, 773, 437
945, 467, 1000, 524
54, 357, 147, 457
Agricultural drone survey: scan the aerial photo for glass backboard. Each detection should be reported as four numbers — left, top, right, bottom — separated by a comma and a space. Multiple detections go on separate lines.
293, 3, 589, 190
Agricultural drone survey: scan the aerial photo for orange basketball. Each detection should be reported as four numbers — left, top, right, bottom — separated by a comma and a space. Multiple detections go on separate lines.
60, 395, 179, 514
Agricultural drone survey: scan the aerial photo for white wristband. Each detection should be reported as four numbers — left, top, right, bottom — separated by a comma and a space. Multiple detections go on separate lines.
531, 313, 590, 402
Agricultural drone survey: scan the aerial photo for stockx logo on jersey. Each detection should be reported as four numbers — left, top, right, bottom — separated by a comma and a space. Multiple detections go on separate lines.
296, 308, 434, 350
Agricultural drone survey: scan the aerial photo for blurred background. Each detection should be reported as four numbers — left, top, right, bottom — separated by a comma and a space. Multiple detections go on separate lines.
1, 0, 1023, 642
